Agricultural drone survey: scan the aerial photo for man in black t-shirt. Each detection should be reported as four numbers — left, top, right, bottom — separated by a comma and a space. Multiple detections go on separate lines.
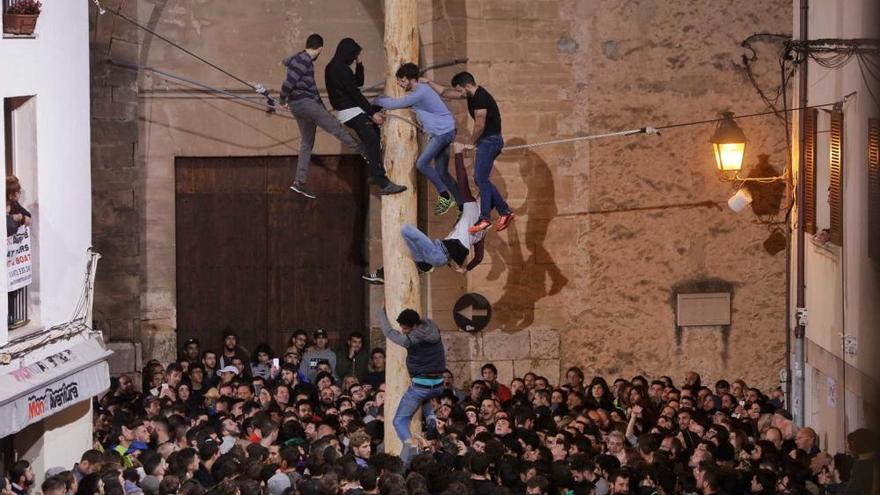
424, 72, 514, 233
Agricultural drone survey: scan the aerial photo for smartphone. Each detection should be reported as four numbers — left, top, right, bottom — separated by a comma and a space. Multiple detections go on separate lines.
272, 358, 280, 368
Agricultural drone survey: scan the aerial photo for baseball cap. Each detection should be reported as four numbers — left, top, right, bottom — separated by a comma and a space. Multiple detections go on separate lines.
314, 329, 328, 338
217, 365, 239, 376
284, 347, 299, 356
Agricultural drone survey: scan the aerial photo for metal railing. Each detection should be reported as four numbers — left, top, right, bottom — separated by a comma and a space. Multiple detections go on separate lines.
8, 286, 29, 329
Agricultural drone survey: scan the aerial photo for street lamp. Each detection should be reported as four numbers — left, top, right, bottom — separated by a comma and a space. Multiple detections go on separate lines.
711, 112, 747, 180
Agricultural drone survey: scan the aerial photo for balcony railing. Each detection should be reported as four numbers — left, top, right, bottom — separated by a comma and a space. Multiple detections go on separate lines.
8, 286, 29, 329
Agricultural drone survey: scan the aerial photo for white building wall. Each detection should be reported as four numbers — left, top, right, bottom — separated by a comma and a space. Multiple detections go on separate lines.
793, 0, 880, 454
0, 0, 93, 344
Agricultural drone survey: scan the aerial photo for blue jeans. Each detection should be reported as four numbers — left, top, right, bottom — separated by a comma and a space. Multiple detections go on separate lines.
474, 134, 509, 220
416, 131, 462, 205
401, 224, 448, 267
393, 383, 444, 443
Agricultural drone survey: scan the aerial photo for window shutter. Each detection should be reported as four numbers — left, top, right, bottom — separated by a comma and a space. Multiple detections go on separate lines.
829, 111, 844, 246
803, 109, 818, 234
869, 118, 880, 261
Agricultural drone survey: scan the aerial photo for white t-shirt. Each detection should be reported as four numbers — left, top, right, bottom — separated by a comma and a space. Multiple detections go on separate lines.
336, 107, 365, 124
445, 202, 486, 250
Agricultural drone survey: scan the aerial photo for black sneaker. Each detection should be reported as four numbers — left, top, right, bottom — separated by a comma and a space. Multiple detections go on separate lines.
290, 182, 316, 199
362, 269, 384, 285
415, 262, 435, 274
379, 182, 407, 195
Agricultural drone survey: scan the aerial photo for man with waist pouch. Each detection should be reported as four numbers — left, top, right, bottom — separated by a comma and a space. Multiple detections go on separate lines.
378, 305, 446, 460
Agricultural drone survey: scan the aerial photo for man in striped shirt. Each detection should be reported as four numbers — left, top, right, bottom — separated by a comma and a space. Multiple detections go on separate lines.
280, 34, 405, 199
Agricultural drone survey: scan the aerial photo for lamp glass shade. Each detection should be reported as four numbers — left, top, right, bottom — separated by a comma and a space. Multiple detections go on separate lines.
713, 142, 746, 172
710, 112, 747, 178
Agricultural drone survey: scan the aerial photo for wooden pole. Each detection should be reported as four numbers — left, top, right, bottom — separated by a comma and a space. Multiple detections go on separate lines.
380, 0, 420, 454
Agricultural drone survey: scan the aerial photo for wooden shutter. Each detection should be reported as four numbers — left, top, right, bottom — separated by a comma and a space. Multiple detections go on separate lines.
829, 111, 844, 246
869, 118, 880, 261
803, 109, 818, 234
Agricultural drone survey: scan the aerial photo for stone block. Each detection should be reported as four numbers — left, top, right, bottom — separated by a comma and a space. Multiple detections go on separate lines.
442, 331, 469, 362
109, 38, 140, 63
92, 143, 135, 169
482, 329, 531, 360
530, 328, 559, 359
514, 359, 560, 385
482, 0, 517, 19
467, 360, 513, 384
112, 85, 138, 103
445, 361, 470, 388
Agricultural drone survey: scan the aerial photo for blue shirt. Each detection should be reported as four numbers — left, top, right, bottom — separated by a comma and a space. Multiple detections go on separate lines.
374, 83, 455, 136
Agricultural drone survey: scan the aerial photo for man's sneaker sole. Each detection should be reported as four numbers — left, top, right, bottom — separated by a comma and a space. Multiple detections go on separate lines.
362, 275, 385, 285
496, 213, 515, 232
468, 220, 492, 234
379, 184, 407, 196
289, 184, 316, 199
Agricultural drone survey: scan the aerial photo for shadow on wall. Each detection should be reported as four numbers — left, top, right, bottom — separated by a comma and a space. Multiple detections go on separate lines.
485, 138, 569, 330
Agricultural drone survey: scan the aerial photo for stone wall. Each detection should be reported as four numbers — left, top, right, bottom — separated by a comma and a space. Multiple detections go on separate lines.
89, 0, 792, 391
89, 0, 144, 347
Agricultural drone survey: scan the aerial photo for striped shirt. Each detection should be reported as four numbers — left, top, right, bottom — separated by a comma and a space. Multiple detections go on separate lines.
279, 51, 320, 104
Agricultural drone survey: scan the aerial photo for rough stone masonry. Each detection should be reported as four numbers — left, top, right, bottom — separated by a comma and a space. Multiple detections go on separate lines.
90, 0, 791, 391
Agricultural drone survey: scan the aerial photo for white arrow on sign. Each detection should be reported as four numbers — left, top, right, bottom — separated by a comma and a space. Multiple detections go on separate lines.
457, 304, 488, 321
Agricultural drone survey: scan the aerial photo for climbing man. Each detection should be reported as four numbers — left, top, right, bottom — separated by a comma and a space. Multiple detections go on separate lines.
373, 62, 462, 215
378, 304, 445, 461
423, 72, 514, 232
280, 33, 404, 198
363, 142, 485, 285
324, 38, 406, 195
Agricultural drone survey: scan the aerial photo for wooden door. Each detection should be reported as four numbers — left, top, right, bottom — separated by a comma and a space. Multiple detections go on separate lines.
176, 156, 366, 355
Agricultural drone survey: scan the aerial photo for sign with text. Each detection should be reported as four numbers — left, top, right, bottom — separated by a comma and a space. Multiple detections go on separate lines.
453, 293, 492, 332
7, 226, 32, 291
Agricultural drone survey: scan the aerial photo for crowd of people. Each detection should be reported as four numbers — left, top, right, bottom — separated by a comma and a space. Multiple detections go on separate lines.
4, 328, 875, 495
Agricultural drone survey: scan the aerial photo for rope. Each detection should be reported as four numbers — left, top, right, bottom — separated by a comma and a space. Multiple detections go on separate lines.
502, 127, 658, 151
500, 102, 844, 153
95, 0, 257, 90
111, 58, 848, 157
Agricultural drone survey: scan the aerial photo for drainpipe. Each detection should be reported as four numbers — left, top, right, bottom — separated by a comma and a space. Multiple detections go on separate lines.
793, 0, 809, 427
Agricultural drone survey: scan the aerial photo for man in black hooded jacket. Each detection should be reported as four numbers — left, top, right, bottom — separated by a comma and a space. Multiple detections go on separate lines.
325, 38, 405, 195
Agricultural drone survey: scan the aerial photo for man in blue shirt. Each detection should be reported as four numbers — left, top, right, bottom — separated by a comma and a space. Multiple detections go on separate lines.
374, 63, 462, 215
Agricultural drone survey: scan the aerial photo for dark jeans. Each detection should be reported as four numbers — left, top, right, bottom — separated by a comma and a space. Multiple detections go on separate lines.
345, 113, 390, 186
474, 134, 510, 219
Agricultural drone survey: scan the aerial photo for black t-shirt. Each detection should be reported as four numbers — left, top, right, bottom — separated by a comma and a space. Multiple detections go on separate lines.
467, 86, 501, 140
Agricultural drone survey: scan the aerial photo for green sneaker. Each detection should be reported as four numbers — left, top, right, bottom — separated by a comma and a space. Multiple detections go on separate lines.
434, 195, 454, 215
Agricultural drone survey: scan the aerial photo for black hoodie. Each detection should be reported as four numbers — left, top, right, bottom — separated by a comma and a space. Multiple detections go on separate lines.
325, 38, 373, 115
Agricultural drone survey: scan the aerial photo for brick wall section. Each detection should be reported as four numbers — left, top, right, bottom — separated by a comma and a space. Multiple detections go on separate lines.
89, 0, 144, 348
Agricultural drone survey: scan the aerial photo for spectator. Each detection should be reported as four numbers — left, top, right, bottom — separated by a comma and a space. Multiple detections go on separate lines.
366, 348, 386, 389
300, 329, 337, 382
9, 460, 34, 495
6, 175, 31, 237
218, 331, 249, 370
64, 334, 871, 495
479, 364, 511, 403
249, 343, 275, 380
336, 332, 369, 382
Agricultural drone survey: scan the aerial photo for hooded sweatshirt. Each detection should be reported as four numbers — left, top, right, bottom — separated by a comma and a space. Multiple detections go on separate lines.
325, 38, 373, 115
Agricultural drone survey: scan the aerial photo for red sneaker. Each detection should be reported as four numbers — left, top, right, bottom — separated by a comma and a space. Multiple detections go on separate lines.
468, 219, 492, 234
495, 212, 515, 231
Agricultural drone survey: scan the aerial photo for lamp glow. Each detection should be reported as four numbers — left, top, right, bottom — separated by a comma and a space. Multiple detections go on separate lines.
710, 112, 747, 180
